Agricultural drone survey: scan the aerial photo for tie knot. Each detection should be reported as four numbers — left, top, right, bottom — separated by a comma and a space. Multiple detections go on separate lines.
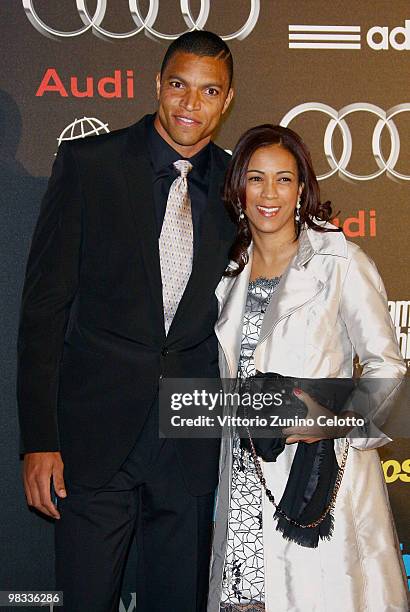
174, 159, 192, 178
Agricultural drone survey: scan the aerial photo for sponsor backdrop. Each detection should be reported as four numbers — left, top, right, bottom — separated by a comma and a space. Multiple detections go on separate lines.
1, 1, 409, 608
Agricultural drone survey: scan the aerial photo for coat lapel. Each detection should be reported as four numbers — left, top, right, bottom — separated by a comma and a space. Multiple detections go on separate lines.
122, 117, 165, 334
215, 249, 253, 377
215, 229, 343, 373
258, 228, 346, 345
258, 265, 324, 345
258, 230, 325, 344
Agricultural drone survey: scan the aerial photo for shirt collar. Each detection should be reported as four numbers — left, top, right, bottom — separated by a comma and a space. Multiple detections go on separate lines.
146, 113, 210, 179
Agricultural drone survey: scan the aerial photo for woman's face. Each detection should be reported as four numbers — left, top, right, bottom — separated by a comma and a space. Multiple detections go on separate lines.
244, 144, 302, 238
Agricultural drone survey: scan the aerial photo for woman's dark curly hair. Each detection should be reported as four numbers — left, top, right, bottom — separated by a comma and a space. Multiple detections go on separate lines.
223, 124, 340, 276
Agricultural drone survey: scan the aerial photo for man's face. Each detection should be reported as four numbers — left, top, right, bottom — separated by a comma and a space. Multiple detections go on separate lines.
155, 51, 233, 156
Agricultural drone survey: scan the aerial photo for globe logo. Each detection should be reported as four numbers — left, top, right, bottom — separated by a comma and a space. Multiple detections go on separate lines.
57, 116, 109, 147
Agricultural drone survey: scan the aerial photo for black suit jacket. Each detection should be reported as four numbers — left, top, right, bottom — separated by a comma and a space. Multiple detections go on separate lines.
17, 115, 235, 494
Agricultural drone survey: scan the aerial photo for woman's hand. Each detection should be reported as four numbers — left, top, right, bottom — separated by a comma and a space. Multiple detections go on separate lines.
283, 388, 354, 444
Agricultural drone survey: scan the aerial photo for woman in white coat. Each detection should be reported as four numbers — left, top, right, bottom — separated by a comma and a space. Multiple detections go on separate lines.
208, 125, 408, 612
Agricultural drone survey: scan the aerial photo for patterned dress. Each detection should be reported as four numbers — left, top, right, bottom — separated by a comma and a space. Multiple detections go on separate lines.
220, 276, 281, 612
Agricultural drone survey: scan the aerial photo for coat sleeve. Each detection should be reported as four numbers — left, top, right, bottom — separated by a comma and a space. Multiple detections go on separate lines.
339, 246, 406, 450
17, 142, 83, 453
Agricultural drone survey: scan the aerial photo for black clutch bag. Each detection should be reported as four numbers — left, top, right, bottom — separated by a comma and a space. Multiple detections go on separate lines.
238, 372, 355, 461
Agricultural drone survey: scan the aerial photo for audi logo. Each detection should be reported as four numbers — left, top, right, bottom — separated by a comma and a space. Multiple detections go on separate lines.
281, 102, 410, 182
22, 0, 260, 41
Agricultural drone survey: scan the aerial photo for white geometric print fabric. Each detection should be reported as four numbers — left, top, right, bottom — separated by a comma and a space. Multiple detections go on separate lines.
220, 276, 281, 612
159, 159, 193, 334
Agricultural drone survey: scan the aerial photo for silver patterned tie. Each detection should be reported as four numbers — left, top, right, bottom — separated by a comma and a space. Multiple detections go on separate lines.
159, 159, 193, 334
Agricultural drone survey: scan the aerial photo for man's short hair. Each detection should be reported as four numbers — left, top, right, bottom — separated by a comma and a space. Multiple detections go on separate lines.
160, 30, 233, 89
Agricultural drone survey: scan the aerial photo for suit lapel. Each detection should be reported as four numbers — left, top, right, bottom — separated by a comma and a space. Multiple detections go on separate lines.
122, 117, 165, 334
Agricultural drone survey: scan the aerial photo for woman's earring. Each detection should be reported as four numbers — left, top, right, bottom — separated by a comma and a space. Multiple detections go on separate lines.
238, 199, 245, 221
295, 197, 301, 223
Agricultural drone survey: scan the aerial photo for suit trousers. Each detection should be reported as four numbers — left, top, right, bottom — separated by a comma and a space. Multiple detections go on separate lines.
55, 413, 215, 612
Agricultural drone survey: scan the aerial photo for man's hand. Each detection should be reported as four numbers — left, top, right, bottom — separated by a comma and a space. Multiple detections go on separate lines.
23, 452, 66, 519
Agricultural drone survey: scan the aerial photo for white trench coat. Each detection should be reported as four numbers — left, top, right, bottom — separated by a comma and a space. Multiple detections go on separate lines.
208, 227, 409, 612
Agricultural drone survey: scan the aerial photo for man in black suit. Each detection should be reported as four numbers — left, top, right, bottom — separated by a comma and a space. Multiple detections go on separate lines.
17, 31, 235, 612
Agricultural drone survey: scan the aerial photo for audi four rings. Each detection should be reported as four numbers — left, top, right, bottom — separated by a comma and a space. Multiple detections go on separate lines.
23, 3, 409, 182
22, 0, 260, 41
281, 102, 410, 181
